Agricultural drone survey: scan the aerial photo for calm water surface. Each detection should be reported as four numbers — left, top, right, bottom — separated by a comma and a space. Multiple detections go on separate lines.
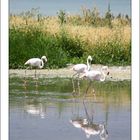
10, 0, 131, 16
9, 77, 131, 140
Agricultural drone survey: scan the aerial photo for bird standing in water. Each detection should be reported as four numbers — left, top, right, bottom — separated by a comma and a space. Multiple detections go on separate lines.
24, 55, 47, 77
80, 66, 110, 95
72, 55, 93, 78
71, 55, 93, 93
24, 56, 47, 88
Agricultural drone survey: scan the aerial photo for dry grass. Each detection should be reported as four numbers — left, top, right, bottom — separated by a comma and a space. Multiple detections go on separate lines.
9, 15, 131, 68
10, 16, 131, 47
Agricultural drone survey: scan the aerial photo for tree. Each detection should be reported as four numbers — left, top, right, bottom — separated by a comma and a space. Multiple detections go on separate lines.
57, 10, 67, 25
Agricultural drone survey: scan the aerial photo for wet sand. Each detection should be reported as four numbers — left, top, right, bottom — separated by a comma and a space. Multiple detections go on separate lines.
9, 65, 131, 81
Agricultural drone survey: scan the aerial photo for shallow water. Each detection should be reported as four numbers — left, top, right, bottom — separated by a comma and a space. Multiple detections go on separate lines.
9, 77, 131, 140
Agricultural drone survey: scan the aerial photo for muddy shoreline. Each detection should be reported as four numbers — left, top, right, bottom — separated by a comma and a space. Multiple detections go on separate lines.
9, 65, 131, 81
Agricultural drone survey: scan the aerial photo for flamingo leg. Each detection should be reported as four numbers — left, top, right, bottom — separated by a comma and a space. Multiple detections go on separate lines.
25, 66, 29, 77
91, 82, 96, 96
72, 73, 78, 79
34, 69, 39, 88
77, 74, 81, 95
72, 78, 76, 93
77, 80, 81, 95
24, 67, 29, 87
35, 69, 37, 78
77, 74, 80, 84
84, 81, 92, 98
72, 73, 78, 93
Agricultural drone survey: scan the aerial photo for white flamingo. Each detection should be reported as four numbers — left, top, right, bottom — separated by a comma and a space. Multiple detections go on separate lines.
72, 55, 93, 77
80, 66, 110, 95
24, 56, 47, 77
72, 55, 92, 93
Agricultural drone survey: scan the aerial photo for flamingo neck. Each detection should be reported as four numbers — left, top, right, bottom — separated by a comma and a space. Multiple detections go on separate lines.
39, 59, 44, 69
100, 68, 106, 81
87, 58, 91, 71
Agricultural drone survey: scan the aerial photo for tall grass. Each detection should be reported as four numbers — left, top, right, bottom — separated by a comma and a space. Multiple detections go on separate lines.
9, 26, 86, 69
9, 26, 131, 68
9, 8, 131, 69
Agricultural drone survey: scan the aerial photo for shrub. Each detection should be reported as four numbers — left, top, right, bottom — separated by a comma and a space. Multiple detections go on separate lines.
9, 26, 69, 69
9, 13, 131, 69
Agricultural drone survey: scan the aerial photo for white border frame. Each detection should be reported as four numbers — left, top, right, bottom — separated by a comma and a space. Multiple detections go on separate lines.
0, 0, 139, 140
1, 0, 9, 140
132, 0, 140, 139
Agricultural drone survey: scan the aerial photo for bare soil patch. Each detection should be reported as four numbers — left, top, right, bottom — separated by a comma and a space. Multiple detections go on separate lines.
9, 65, 131, 81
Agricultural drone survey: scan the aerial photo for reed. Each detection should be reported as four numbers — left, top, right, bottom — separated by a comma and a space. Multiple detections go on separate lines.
9, 10, 131, 69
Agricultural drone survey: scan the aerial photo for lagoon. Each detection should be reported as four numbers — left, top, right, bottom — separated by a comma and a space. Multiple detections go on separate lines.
9, 77, 131, 140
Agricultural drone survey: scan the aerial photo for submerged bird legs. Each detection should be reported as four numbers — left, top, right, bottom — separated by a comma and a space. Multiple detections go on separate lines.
72, 73, 81, 94
84, 80, 96, 98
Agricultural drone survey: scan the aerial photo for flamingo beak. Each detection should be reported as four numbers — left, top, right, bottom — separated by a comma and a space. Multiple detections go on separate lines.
107, 72, 113, 79
107, 72, 110, 75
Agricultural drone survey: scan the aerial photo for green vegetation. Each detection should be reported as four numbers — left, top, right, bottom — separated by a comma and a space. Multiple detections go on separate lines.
9, 7, 131, 69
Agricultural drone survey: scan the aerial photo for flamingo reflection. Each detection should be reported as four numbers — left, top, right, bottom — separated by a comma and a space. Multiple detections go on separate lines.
24, 99, 47, 119
70, 100, 108, 139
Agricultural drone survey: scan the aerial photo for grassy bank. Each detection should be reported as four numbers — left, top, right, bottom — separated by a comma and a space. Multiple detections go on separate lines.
9, 10, 131, 69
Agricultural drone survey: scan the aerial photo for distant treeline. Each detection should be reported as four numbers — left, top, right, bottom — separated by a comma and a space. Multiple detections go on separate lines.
10, 6, 131, 28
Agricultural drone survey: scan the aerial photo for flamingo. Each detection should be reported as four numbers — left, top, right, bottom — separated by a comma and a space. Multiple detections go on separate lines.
80, 66, 110, 95
24, 55, 47, 77
72, 55, 93, 93
72, 55, 93, 77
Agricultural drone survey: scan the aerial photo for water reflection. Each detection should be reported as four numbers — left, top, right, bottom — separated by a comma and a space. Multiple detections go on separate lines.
70, 96, 108, 139
24, 99, 47, 119
9, 77, 131, 140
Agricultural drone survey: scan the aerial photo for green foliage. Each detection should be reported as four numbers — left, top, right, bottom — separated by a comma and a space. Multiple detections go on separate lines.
9, 25, 131, 69
87, 40, 131, 65
58, 29, 84, 58
40, 33, 69, 68
9, 26, 68, 69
